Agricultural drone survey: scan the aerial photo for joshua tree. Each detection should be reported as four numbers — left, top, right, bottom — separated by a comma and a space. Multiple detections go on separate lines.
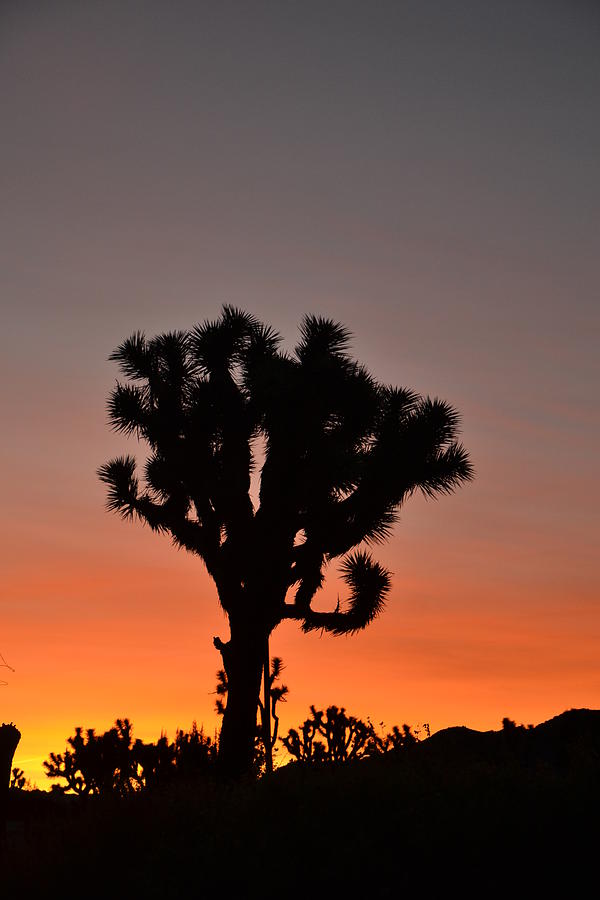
44, 718, 138, 796
99, 308, 473, 776
281, 706, 422, 765
44, 720, 216, 794
282, 705, 380, 765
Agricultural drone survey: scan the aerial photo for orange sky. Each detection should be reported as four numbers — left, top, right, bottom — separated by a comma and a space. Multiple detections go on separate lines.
4, 443, 598, 786
1, 1, 599, 786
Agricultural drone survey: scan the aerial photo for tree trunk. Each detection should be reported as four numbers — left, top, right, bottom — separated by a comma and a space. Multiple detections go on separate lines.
217, 621, 266, 778
261, 637, 273, 775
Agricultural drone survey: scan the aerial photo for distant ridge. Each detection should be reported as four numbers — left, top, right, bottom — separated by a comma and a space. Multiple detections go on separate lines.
418, 708, 600, 771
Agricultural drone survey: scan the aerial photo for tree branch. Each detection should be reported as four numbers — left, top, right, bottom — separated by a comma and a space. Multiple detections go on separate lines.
300, 551, 391, 636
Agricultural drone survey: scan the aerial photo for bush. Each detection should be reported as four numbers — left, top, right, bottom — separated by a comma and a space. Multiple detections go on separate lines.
281, 705, 420, 765
44, 720, 217, 795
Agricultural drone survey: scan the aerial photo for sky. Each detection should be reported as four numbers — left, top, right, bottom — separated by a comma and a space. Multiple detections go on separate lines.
1, 0, 599, 786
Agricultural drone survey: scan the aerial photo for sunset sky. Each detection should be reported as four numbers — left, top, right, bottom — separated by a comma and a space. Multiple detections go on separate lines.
2, 1, 598, 786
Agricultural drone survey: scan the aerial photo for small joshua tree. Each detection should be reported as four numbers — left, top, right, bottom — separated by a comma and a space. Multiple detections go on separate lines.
9, 767, 28, 790
172, 722, 217, 780
44, 718, 138, 796
44, 720, 217, 795
133, 722, 216, 788
282, 705, 381, 765
381, 723, 420, 752
282, 706, 423, 765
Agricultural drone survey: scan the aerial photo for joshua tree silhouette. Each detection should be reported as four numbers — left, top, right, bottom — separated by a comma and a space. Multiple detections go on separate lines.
99, 308, 473, 776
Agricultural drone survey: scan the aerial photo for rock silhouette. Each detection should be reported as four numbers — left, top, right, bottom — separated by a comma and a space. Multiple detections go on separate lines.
1, 723, 21, 843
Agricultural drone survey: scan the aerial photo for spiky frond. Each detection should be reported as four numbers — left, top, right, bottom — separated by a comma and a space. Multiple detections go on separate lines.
144, 453, 183, 501
271, 685, 288, 703
151, 330, 189, 366
147, 331, 194, 389
270, 657, 284, 680
246, 322, 282, 358
190, 305, 261, 376
97, 456, 140, 519
215, 669, 228, 696
97, 456, 202, 550
109, 332, 152, 380
381, 385, 421, 416
302, 551, 391, 636
295, 315, 353, 361
306, 387, 473, 560
107, 383, 149, 435
417, 441, 474, 498
100, 310, 473, 634
415, 396, 462, 445
353, 506, 399, 547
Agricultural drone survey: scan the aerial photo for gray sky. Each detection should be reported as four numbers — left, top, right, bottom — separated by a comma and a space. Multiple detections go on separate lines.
2, 0, 599, 780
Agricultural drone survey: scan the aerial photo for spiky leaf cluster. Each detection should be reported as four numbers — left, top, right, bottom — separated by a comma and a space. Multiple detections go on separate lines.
99, 307, 473, 633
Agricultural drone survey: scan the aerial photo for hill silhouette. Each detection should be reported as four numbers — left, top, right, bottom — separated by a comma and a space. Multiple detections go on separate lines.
4, 709, 599, 897
413, 707, 600, 771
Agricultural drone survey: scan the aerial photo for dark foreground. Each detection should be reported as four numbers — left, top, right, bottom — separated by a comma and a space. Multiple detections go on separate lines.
4, 709, 599, 897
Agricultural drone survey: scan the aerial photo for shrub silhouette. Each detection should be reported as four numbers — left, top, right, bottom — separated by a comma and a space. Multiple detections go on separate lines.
44, 720, 216, 795
281, 706, 422, 765
44, 718, 138, 796
9, 767, 28, 790
171, 722, 217, 780
284, 706, 372, 764
380, 723, 421, 752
